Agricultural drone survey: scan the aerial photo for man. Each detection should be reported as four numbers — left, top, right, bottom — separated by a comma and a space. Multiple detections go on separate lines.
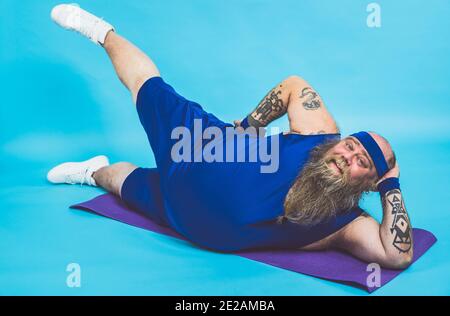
47, 4, 413, 269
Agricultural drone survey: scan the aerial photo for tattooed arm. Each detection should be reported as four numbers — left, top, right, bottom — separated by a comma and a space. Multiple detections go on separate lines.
236, 79, 289, 129
327, 164, 413, 269
237, 75, 339, 135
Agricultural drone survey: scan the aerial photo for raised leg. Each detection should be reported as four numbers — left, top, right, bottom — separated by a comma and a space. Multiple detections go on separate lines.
92, 162, 138, 198
51, 4, 161, 103
103, 31, 161, 103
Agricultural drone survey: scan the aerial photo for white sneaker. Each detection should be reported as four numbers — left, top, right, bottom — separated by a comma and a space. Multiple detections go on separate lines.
50, 3, 114, 45
47, 155, 110, 186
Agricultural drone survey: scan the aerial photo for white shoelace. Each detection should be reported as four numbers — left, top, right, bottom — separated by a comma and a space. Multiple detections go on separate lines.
68, 8, 102, 41
66, 167, 91, 186
80, 13, 97, 39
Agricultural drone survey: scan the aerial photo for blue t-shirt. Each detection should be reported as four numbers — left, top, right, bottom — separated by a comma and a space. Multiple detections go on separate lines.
159, 132, 363, 252
125, 77, 363, 252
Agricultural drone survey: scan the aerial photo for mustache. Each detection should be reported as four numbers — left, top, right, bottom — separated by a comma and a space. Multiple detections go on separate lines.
324, 156, 351, 185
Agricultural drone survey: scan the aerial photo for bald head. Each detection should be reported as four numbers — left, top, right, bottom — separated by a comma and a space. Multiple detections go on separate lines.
367, 131, 396, 170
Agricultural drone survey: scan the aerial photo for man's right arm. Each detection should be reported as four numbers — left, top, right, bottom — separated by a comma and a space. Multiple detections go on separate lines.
238, 75, 339, 135
237, 78, 291, 129
331, 172, 414, 269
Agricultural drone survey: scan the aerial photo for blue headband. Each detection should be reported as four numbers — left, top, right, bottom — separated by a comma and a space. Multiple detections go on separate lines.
350, 131, 389, 178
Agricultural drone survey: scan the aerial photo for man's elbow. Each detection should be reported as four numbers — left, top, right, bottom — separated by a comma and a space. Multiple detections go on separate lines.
384, 251, 414, 270
392, 255, 413, 270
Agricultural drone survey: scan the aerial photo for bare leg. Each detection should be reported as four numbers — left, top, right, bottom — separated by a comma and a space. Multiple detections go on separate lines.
92, 162, 138, 198
102, 31, 161, 103
94, 34, 158, 195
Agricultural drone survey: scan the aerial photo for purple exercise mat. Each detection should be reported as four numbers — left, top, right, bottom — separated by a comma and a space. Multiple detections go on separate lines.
70, 193, 437, 293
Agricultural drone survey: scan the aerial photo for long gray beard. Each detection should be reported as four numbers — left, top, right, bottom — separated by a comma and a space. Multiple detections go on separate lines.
281, 140, 375, 226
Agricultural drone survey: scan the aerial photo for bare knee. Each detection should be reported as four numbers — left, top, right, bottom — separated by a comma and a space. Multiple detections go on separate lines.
114, 162, 138, 196
112, 162, 139, 179
114, 161, 138, 169
97, 162, 136, 176
131, 73, 160, 103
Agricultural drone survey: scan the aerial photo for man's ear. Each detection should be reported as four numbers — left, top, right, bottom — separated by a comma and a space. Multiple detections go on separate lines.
369, 178, 378, 192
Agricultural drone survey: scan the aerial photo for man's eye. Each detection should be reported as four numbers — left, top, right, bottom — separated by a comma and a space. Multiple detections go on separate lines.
359, 158, 367, 168
346, 143, 353, 150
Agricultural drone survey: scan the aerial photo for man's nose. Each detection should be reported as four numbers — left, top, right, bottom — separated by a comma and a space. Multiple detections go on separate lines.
341, 153, 353, 166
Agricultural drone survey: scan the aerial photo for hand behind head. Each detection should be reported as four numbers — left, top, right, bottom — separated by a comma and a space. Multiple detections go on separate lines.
376, 161, 400, 186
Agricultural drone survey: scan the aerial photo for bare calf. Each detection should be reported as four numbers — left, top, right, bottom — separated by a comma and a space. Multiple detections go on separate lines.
93, 162, 138, 198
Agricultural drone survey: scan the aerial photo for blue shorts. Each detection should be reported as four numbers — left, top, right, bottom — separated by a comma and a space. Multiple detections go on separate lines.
120, 77, 232, 227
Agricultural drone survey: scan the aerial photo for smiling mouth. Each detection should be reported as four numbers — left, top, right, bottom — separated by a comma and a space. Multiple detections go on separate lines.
330, 160, 343, 174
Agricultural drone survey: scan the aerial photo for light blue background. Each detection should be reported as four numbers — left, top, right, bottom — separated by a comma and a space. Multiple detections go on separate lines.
0, 0, 449, 295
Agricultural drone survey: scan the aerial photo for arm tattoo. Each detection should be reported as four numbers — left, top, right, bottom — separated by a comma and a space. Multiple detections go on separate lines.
300, 87, 321, 110
249, 86, 287, 127
385, 189, 412, 253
